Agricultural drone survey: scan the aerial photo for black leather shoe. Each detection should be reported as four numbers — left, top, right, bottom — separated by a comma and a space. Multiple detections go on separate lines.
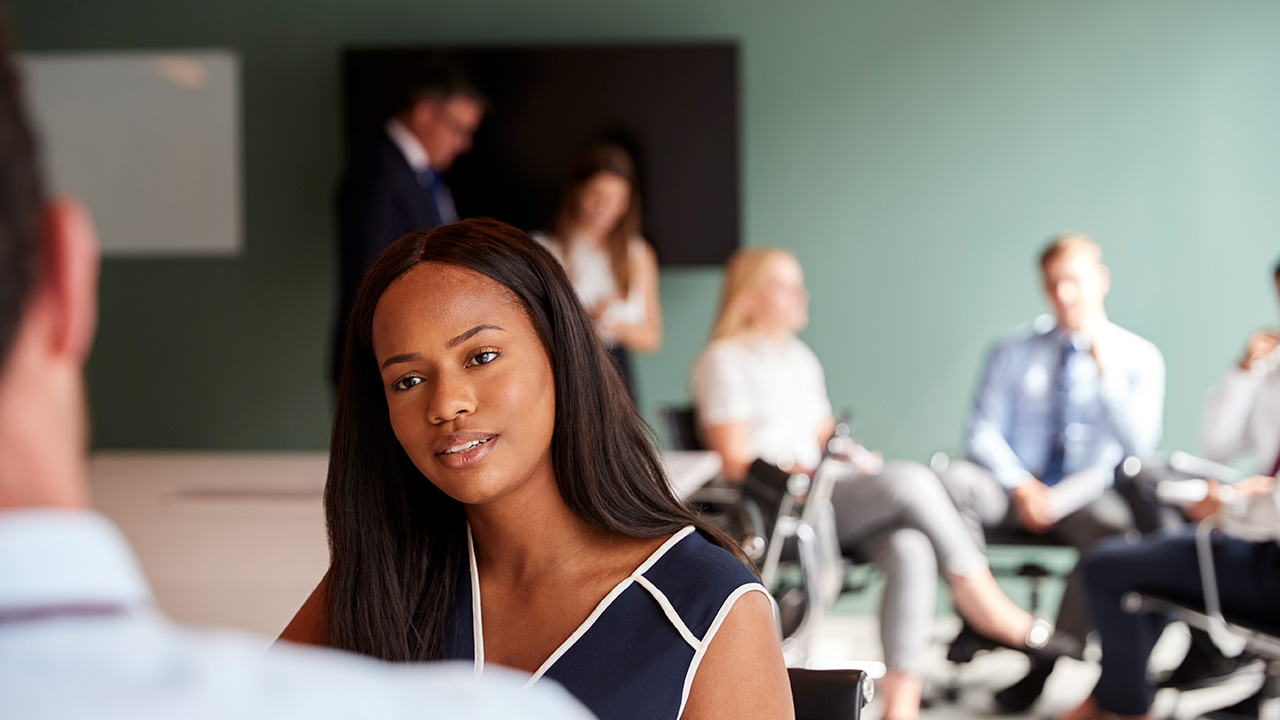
992, 658, 1055, 714
948, 618, 1083, 665
1020, 618, 1085, 663
1203, 689, 1261, 720
1156, 642, 1261, 691
946, 621, 999, 663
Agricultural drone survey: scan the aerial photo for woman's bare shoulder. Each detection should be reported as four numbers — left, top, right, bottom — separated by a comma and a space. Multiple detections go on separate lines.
684, 589, 793, 720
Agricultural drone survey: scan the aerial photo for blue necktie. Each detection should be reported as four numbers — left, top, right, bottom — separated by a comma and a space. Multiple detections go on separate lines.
416, 168, 458, 225
1042, 336, 1076, 486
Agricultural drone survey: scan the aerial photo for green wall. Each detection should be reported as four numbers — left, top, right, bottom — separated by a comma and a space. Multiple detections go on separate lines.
13, 1, 1280, 460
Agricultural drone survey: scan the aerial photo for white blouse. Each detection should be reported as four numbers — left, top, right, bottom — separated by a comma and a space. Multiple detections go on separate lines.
690, 333, 833, 470
535, 233, 646, 341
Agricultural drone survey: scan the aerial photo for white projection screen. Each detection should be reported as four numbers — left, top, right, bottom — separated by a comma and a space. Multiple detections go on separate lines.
19, 50, 241, 255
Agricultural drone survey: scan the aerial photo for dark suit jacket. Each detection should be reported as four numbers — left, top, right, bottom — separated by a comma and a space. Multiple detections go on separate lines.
332, 132, 445, 383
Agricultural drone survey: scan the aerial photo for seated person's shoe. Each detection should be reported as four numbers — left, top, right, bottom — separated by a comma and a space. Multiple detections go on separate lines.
947, 621, 999, 663
1203, 689, 1261, 720
1020, 618, 1084, 663
1156, 642, 1261, 691
992, 657, 1055, 714
951, 617, 1083, 664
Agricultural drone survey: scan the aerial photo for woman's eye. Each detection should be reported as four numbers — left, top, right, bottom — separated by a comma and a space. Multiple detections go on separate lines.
468, 349, 499, 367
392, 376, 423, 391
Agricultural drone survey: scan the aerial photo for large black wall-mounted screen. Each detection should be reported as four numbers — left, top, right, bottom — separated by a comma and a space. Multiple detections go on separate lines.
342, 44, 739, 266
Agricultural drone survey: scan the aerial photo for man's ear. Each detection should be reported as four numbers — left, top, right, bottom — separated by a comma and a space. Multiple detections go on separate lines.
37, 198, 99, 363
1097, 263, 1111, 299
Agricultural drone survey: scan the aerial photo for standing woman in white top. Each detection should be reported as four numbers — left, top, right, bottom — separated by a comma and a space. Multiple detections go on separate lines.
691, 248, 1079, 720
539, 141, 662, 398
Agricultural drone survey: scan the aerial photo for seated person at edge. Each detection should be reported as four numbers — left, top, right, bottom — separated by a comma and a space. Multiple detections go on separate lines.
280, 219, 791, 720
1104, 258, 1280, 696
535, 141, 662, 399
1055, 473, 1280, 720
0, 33, 587, 720
691, 248, 1076, 720
937, 232, 1164, 711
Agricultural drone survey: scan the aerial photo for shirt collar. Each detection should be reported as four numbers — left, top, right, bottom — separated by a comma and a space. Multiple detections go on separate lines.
1043, 312, 1113, 351
0, 509, 153, 612
385, 118, 431, 174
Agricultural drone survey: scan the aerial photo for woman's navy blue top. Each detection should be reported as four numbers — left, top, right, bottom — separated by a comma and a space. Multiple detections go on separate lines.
443, 526, 768, 720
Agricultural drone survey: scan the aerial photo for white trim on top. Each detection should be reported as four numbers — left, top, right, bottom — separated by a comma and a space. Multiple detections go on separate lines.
635, 574, 699, 650
636, 526, 697, 574
522, 573, 637, 688
521, 526, 698, 688
467, 526, 484, 677
466, 525, 699, 688
676, 583, 771, 720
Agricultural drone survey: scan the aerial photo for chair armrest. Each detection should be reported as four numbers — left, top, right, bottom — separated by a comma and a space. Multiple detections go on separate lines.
787, 667, 872, 720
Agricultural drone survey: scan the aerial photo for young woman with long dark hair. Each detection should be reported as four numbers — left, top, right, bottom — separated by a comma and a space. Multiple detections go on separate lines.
280, 219, 791, 720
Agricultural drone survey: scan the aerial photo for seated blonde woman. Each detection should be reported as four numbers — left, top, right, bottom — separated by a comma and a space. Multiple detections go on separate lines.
691, 248, 1076, 720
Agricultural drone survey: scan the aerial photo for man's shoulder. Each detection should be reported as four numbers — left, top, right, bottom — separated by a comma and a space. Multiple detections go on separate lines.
344, 134, 413, 180
4, 617, 584, 718
987, 315, 1055, 355
1102, 320, 1162, 360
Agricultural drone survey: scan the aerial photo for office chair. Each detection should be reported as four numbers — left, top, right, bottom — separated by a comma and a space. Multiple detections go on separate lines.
1122, 519, 1280, 720
787, 667, 874, 720
928, 451, 1078, 701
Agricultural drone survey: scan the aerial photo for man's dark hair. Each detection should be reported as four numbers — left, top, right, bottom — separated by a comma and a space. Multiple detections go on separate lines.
0, 30, 46, 370
395, 54, 485, 113
1273, 257, 1280, 280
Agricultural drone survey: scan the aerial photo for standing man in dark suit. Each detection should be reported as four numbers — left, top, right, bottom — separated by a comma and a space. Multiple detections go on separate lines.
332, 61, 485, 384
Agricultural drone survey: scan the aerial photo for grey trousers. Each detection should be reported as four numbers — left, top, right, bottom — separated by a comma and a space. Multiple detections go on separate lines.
829, 460, 992, 677
936, 458, 1134, 644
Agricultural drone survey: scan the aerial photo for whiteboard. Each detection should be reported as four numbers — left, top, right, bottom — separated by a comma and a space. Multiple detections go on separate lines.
19, 50, 241, 255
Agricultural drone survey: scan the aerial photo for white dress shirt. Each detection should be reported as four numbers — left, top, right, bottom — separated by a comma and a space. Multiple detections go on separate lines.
385, 117, 430, 174
1201, 363, 1280, 474
0, 510, 592, 720
967, 314, 1166, 490
691, 332, 833, 470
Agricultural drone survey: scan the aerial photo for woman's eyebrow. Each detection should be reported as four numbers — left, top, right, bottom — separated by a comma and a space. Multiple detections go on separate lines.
447, 324, 505, 349
379, 325, 507, 370
380, 352, 421, 371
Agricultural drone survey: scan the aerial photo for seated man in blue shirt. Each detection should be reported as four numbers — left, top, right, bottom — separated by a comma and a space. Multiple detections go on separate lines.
0, 30, 588, 720
939, 233, 1165, 711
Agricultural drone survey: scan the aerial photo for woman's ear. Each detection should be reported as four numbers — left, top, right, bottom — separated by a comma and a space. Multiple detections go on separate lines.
37, 198, 99, 363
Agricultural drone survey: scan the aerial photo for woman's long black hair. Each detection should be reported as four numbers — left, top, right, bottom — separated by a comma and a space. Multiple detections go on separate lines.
324, 218, 748, 661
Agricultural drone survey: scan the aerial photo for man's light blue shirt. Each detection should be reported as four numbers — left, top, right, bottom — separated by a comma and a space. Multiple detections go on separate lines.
966, 314, 1165, 491
0, 510, 594, 720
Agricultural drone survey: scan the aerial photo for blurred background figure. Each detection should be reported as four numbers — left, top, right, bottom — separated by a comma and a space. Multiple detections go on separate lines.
537, 140, 662, 399
691, 247, 1077, 720
0, 30, 591, 720
1107, 258, 1280, 695
332, 55, 485, 385
938, 233, 1165, 711
1200, 259, 1280, 482
1055, 474, 1279, 720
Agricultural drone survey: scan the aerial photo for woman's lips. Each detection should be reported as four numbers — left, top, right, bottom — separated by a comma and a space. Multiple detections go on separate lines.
435, 434, 497, 470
